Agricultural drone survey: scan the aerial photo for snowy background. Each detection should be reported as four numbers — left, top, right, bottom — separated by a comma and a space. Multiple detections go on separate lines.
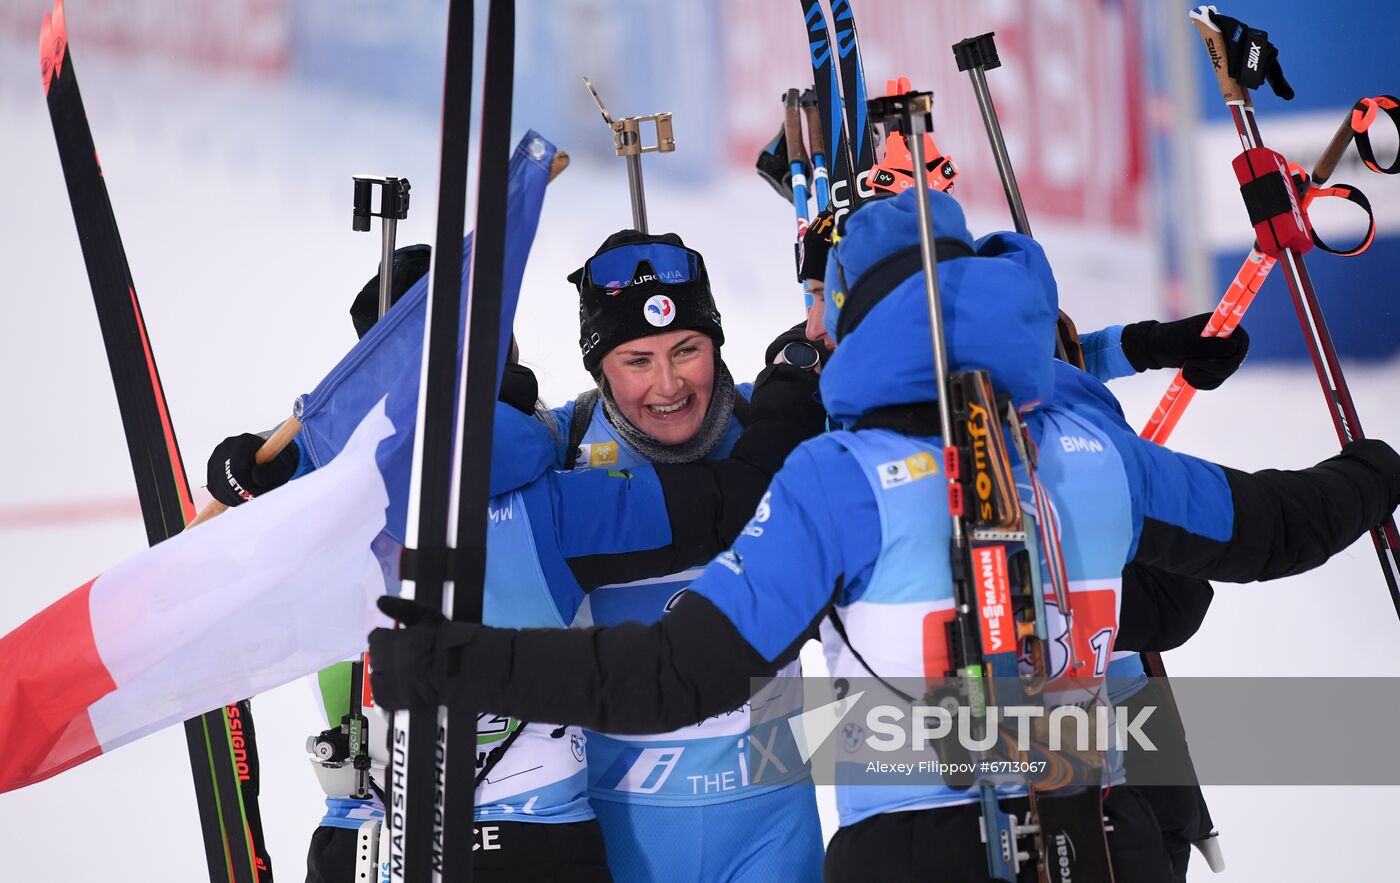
2, 1, 1399, 880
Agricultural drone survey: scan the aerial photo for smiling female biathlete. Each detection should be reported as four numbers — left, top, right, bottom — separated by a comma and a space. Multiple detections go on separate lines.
535, 230, 828, 882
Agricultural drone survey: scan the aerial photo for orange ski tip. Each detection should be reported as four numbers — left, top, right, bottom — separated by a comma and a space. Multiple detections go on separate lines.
51, 0, 67, 78
39, 12, 53, 94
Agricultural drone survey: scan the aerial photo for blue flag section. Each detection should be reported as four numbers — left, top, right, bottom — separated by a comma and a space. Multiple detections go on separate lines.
296, 130, 559, 542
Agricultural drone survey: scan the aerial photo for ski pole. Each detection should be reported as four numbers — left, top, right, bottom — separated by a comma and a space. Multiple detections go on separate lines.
584, 77, 675, 233
353, 175, 412, 318
952, 33, 1068, 362
347, 175, 411, 809
801, 88, 831, 211
952, 33, 1031, 235
866, 89, 1034, 883
1142, 96, 1386, 444
784, 89, 811, 240
1190, 5, 1400, 618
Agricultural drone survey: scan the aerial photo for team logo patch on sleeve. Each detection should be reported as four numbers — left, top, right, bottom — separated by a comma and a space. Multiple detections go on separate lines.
878, 451, 939, 489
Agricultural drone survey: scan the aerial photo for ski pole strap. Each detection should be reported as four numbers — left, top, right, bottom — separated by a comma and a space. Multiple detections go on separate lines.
1300, 176, 1375, 257
1351, 95, 1400, 174
835, 239, 974, 340
1233, 146, 1312, 257
755, 127, 795, 202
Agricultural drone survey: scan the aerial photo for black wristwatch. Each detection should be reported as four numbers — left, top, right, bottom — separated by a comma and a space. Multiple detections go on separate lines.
781, 339, 821, 371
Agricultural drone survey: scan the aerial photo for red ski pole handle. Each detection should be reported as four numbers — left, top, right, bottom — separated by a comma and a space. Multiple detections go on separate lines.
1140, 249, 1273, 444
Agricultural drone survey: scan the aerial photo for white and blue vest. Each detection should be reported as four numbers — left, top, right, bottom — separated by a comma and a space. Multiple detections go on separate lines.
819, 406, 1133, 827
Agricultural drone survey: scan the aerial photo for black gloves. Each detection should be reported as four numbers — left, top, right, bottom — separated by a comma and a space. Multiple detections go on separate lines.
755, 125, 796, 203
1339, 438, 1400, 513
206, 433, 300, 507
1120, 314, 1250, 391
349, 244, 432, 340
368, 596, 452, 711
1207, 10, 1293, 100
731, 363, 826, 477
498, 362, 540, 416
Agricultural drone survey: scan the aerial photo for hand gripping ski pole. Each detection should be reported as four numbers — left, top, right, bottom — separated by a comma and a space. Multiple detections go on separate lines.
584, 76, 675, 233
1191, 6, 1400, 619
952, 33, 1069, 363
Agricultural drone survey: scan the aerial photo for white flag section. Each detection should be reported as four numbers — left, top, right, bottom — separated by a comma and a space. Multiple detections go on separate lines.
0, 401, 395, 793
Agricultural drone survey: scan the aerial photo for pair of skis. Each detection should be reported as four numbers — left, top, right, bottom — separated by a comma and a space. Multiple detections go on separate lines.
388, 1, 516, 881
40, 2, 272, 881
799, 0, 876, 226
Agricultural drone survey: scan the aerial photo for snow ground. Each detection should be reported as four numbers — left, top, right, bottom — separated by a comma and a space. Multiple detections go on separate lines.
2, 30, 1399, 883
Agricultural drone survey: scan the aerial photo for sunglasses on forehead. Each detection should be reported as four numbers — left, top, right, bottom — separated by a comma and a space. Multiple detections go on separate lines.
584, 242, 703, 290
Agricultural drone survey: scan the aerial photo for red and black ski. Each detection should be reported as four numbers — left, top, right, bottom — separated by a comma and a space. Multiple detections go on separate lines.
39, 2, 270, 881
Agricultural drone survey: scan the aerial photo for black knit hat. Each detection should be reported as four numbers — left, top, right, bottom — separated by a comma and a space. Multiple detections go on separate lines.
569, 230, 724, 372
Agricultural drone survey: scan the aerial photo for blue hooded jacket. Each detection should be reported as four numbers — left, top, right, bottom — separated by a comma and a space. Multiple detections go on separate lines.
820, 189, 1060, 422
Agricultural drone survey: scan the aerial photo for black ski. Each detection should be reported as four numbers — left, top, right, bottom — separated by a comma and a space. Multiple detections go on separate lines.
39, 3, 270, 881
799, 0, 854, 221
828, 0, 877, 208
389, 0, 515, 879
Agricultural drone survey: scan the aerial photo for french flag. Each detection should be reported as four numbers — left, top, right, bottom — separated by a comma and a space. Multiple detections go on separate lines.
0, 404, 395, 793
0, 129, 559, 793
